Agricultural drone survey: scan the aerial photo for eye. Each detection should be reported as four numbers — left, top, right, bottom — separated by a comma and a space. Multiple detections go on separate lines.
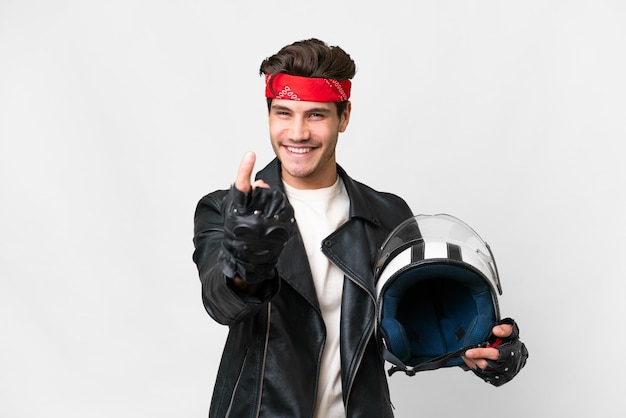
272, 110, 291, 118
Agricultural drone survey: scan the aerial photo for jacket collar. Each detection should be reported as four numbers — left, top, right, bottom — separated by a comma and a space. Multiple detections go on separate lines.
257, 158, 379, 298
255, 158, 382, 228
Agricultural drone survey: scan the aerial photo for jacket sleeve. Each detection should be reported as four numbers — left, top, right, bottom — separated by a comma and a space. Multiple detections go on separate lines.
192, 190, 280, 325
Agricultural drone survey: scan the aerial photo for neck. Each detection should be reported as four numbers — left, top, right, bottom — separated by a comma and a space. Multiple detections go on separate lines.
281, 169, 338, 190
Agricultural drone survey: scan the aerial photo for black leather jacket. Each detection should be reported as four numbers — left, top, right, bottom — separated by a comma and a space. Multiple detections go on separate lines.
193, 159, 413, 418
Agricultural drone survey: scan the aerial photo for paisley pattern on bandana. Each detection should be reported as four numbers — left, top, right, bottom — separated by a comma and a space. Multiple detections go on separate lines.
276, 85, 300, 101
265, 73, 351, 102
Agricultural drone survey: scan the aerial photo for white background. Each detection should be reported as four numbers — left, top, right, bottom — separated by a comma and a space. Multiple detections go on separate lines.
1, 1, 624, 417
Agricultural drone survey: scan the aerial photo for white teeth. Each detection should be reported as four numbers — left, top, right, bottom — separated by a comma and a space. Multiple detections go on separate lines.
287, 147, 311, 154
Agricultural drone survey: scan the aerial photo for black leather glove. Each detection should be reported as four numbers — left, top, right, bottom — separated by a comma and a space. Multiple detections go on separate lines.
219, 185, 295, 283
471, 317, 529, 387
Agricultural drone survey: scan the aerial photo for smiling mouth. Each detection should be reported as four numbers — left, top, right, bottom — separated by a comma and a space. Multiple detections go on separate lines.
286, 146, 312, 154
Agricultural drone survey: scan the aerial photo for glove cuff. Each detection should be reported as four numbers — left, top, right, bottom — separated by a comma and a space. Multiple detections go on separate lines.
218, 247, 277, 283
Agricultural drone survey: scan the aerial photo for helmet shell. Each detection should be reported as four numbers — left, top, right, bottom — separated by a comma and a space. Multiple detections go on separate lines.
375, 214, 502, 373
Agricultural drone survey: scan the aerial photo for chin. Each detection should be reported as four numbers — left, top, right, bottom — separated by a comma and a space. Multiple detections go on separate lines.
284, 167, 312, 179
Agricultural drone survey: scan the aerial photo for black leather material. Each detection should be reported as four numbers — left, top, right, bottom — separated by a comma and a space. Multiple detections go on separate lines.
471, 317, 529, 387
220, 185, 295, 283
192, 158, 413, 417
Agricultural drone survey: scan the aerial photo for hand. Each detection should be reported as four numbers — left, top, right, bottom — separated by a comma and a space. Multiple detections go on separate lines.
219, 152, 295, 283
463, 323, 513, 370
463, 318, 529, 387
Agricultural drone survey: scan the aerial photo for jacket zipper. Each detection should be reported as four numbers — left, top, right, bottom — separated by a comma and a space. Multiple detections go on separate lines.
342, 273, 377, 417
254, 303, 271, 418
225, 349, 247, 418
225, 303, 271, 418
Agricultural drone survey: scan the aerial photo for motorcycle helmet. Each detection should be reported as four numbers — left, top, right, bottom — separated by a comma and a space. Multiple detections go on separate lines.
375, 214, 502, 376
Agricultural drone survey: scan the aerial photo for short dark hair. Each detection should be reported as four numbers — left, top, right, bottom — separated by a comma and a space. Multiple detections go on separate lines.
259, 38, 356, 115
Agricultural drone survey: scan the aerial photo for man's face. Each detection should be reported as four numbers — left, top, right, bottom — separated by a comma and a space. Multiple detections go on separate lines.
268, 99, 351, 189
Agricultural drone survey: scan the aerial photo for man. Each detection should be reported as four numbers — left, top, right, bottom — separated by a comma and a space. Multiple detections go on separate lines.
192, 38, 527, 417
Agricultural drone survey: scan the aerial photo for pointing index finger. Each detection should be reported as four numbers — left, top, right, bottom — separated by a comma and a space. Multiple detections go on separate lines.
235, 151, 256, 193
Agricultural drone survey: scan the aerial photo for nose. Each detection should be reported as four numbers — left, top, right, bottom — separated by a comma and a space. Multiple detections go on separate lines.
288, 116, 310, 142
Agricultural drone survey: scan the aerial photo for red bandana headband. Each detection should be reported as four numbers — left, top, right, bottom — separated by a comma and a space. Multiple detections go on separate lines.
265, 73, 351, 102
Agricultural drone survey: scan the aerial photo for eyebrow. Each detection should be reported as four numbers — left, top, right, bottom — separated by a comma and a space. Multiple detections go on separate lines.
271, 104, 332, 114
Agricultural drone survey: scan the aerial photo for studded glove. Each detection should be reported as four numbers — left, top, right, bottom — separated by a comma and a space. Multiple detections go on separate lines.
219, 185, 295, 283
471, 317, 529, 387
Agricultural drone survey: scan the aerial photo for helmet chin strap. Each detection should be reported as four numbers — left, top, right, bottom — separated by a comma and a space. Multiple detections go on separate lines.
382, 344, 477, 377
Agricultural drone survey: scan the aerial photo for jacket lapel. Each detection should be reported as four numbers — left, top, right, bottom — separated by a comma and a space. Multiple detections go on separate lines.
323, 165, 382, 296
256, 160, 320, 311
277, 230, 321, 312
255, 159, 383, 304
323, 215, 379, 399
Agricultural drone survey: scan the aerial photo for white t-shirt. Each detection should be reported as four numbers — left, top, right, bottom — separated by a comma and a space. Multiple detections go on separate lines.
283, 177, 350, 418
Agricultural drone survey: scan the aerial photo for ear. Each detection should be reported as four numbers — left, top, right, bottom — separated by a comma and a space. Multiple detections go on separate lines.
338, 101, 352, 133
